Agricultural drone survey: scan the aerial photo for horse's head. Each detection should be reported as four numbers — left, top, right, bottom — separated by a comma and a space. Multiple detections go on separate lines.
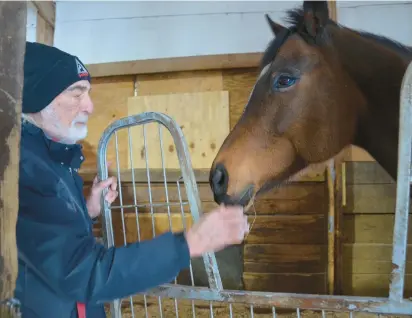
210, 1, 366, 207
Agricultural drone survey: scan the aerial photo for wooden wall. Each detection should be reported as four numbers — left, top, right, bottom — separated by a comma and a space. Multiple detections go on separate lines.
341, 161, 412, 297
80, 68, 329, 295
79, 66, 412, 298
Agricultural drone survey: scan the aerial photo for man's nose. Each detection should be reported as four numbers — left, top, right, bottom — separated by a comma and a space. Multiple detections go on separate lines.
82, 94, 94, 114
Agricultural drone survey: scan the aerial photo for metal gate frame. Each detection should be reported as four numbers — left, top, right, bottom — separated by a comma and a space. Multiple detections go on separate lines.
96, 60, 412, 317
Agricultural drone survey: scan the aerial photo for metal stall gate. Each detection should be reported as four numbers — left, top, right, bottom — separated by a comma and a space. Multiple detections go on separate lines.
96, 61, 412, 318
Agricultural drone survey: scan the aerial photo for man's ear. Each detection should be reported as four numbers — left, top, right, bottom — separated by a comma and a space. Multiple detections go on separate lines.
265, 14, 286, 36
302, 1, 329, 38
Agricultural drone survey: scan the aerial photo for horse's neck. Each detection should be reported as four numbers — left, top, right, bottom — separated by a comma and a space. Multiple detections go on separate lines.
332, 26, 412, 181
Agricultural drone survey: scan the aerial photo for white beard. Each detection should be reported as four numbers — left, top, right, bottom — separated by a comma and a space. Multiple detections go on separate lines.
66, 114, 88, 143
41, 107, 89, 144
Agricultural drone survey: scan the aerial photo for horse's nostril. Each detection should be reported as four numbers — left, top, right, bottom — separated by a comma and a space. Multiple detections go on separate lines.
212, 169, 223, 185
210, 164, 229, 198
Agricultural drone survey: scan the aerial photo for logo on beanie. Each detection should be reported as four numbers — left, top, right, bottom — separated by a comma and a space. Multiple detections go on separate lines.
75, 58, 89, 78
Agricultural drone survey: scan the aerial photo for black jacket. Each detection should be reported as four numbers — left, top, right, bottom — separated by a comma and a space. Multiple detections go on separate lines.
14, 120, 191, 317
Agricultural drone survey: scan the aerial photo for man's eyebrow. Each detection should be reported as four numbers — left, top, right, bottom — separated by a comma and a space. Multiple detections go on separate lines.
67, 85, 90, 92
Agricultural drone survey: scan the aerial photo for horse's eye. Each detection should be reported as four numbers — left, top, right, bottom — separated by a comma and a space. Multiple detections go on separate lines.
273, 74, 297, 91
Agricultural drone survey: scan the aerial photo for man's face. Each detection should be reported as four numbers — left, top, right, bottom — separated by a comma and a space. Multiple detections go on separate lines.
34, 80, 93, 144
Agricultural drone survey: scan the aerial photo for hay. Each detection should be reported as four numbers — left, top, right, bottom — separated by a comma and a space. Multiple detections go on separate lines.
104, 295, 407, 318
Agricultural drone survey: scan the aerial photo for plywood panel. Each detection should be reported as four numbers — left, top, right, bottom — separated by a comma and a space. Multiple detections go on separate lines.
80, 76, 134, 171
127, 91, 230, 170
222, 68, 259, 129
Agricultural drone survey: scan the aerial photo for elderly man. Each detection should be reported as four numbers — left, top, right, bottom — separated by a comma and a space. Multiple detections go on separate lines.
15, 41, 249, 318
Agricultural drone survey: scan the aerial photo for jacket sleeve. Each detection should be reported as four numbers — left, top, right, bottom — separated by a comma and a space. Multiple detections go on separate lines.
17, 160, 191, 304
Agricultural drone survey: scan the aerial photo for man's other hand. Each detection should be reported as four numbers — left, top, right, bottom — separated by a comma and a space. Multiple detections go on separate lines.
185, 204, 249, 258
86, 175, 118, 219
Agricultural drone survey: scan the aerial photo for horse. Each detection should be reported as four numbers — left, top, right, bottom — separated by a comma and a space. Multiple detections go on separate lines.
209, 0, 412, 208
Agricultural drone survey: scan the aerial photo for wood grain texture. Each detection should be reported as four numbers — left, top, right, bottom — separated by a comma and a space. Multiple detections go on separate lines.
127, 91, 230, 169
340, 161, 412, 297
222, 68, 259, 129
36, 13, 54, 46
0, 0, 26, 307
243, 273, 326, 294
136, 70, 223, 95
86, 52, 262, 77
244, 244, 327, 273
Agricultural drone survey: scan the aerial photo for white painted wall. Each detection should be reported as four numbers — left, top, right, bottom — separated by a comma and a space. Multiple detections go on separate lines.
26, 1, 37, 42
51, 1, 412, 65
53, 1, 302, 64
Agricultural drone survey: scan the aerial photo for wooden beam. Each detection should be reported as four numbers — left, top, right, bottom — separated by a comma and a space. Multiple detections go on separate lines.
33, 0, 55, 46
32, 0, 55, 28
0, 1, 26, 315
328, 0, 338, 21
86, 52, 262, 77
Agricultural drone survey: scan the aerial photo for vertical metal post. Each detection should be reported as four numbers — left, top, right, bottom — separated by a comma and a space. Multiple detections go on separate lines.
389, 60, 412, 301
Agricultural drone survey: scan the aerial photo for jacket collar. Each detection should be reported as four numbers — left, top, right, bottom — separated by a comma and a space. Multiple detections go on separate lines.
22, 120, 85, 170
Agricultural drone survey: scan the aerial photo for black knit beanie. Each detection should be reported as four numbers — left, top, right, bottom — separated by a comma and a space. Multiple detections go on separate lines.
23, 41, 91, 114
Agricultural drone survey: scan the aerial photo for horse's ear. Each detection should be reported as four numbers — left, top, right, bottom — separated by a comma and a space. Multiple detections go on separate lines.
302, 1, 329, 38
265, 14, 285, 36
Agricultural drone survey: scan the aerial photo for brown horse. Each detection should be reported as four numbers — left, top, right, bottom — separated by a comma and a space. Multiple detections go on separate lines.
209, 0, 412, 207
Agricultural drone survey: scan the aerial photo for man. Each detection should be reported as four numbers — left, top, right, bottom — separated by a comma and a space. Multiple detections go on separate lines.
15, 41, 249, 317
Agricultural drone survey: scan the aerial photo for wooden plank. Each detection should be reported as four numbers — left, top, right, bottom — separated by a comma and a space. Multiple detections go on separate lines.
104, 213, 326, 246
127, 91, 230, 170
79, 167, 325, 183
327, 0, 338, 21
342, 273, 412, 297
349, 145, 376, 162
86, 53, 262, 78
244, 244, 327, 273
136, 70, 223, 95
243, 273, 326, 294
244, 215, 326, 245
343, 214, 412, 244
0, 0, 26, 311
79, 75, 135, 171
84, 182, 328, 215
343, 244, 412, 274
344, 161, 394, 184
343, 184, 406, 214
36, 13, 54, 46
32, 0, 55, 28
221, 68, 259, 128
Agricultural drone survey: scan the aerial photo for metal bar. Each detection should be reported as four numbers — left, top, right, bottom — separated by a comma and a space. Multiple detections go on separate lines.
389, 60, 412, 301
140, 285, 412, 315
97, 112, 223, 291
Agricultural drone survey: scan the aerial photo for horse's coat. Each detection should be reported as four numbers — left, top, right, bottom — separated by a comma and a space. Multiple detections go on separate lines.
210, 1, 412, 207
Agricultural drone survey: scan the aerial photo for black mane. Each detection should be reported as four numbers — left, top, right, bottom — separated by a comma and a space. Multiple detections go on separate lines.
260, 6, 412, 71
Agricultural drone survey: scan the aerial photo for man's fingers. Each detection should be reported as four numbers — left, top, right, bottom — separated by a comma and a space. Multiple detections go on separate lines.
95, 176, 115, 190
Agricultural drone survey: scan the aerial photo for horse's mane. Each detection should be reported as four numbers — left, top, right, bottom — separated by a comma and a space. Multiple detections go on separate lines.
260, 6, 412, 70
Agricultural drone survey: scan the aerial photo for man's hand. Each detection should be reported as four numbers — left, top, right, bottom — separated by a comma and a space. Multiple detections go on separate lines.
86, 175, 118, 219
184, 204, 249, 258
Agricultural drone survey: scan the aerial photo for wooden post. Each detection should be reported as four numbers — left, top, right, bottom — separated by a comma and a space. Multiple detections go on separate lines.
0, 1, 26, 316
325, 0, 338, 296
